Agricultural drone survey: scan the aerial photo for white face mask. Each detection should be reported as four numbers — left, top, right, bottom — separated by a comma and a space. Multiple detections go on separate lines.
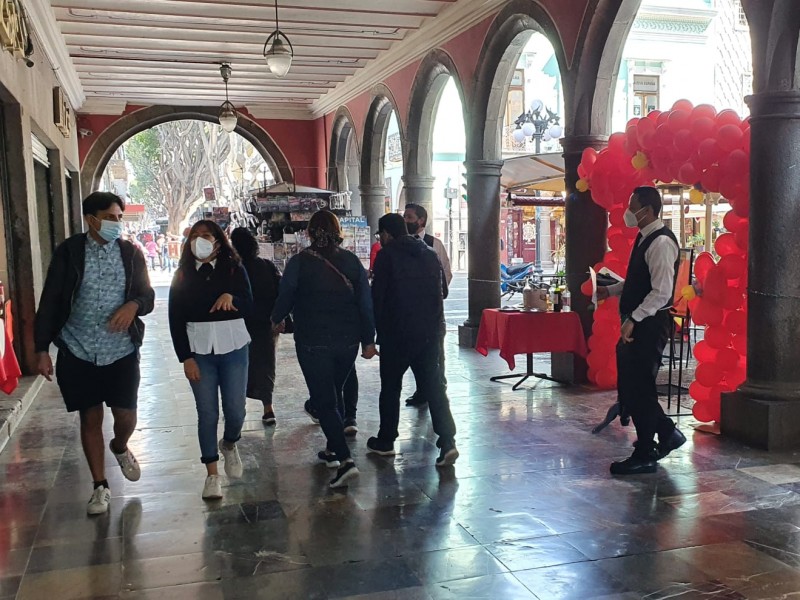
191, 237, 215, 261
623, 206, 647, 228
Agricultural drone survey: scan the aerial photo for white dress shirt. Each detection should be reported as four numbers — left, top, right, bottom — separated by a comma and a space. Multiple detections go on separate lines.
608, 219, 679, 322
417, 228, 453, 285
187, 260, 251, 355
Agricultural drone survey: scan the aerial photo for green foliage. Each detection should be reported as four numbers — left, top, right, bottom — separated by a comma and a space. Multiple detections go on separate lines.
126, 128, 165, 217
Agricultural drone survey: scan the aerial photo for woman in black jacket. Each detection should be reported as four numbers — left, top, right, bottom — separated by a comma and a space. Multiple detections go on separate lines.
230, 227, 282, 425
271, 211, 377, 489
168, 220, 254, 501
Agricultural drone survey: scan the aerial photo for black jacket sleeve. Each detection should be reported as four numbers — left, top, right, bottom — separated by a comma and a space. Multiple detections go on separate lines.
371, 250, 390, 344
168, 272, 193, 363
34, 243, 69, 353
129, 245, 155, 316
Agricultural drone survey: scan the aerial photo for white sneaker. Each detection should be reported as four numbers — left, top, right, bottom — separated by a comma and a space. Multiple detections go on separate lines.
218, 440, 243, 479
202, 475, 223, 500
87, 486, 111, 515
110, 441, 141, 482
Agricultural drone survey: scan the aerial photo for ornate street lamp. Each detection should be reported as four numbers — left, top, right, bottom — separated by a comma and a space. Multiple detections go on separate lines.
512, 99, 563, 154
217, 63, 238, 133
263, 0, 294, 78
512, 100, 563, 276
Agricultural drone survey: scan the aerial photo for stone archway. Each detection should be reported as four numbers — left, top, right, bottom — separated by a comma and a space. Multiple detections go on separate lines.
458, 1, 570, 343
469, 0, 569, 163
80, 106, 294, 195
360, 85, 404, 231
328, 106, 362, 214
404, 49, 469, 219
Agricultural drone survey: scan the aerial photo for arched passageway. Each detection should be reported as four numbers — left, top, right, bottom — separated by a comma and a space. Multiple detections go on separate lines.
360, 88, 404, 232
80, 106, 293, 197
328, 107, 362, 215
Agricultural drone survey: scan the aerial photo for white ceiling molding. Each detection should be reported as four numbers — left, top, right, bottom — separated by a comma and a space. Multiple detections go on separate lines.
310, 0, 506, 118
246, 104, 315, 121
77, 98, 127, 115
23, 0, 86, 109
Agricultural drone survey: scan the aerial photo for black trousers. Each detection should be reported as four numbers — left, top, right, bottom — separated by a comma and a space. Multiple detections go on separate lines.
297, 343, 357, 461
247, 330, 278, 404
410, 332, 447, 399
616, 311, 675, 454
378, 338, 456, 448
340, 367, 358, 421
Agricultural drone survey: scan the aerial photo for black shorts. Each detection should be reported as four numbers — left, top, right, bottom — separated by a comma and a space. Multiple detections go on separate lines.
56, 347, 141, 413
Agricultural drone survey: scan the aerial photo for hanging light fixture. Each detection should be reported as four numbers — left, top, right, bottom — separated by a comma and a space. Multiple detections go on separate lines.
263, 0, 294, 77
217, 63, 238, 133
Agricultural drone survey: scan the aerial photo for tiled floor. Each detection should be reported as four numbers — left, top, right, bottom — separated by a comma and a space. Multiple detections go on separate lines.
3, 296, 800, 600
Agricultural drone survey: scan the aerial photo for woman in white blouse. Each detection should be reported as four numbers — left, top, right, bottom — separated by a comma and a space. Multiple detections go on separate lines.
168, 220, 254, 500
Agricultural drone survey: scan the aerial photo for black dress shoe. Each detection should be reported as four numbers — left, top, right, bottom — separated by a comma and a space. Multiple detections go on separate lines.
657, 428, 687, 460
405, 392, 427, 407
610, 453, 657, 475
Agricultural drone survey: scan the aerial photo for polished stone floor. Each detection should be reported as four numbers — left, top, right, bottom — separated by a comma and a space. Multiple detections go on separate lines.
3, 297, 800, 599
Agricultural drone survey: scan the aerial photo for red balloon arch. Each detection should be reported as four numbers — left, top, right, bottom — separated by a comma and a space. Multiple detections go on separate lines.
576, 99, 749, 423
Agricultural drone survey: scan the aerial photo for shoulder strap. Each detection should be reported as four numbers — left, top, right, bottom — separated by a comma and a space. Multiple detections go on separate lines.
304, 249, 354, 294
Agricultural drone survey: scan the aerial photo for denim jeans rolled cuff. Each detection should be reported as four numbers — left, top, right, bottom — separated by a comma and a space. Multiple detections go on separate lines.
190, 345, 249, 465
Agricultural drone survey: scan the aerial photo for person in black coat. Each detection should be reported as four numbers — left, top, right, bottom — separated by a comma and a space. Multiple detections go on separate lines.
230, 227, 283, 424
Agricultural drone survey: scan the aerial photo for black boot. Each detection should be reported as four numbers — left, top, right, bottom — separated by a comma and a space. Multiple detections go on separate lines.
610, 447, 658, 475
656, 428, 687, 460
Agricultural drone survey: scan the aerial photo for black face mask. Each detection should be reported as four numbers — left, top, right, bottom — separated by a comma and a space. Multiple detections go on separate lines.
406, 221, 420, 235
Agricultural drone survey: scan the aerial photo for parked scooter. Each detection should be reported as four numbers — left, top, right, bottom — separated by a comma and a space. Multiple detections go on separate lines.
500, 262, 533, 298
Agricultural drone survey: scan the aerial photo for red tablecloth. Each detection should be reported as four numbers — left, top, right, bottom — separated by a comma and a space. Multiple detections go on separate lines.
475, 309, 588, 370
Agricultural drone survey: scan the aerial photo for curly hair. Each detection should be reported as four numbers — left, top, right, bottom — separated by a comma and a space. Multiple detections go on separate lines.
307, 210, 343, 249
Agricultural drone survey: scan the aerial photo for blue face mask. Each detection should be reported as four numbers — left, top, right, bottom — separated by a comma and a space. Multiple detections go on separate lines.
94, 218, 123, 242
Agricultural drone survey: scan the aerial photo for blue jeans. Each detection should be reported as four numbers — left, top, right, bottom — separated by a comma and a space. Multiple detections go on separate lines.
189, 345, 249, 464
296, 343, 357, 461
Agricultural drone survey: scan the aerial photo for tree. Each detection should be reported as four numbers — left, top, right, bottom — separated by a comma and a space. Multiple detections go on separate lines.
125, 120, 232, 235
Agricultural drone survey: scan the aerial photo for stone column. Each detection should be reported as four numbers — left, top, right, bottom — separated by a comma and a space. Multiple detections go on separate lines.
458, 160, 503, 347
358, 184, 387, 235
539, 208, 554, 272
722, 91, 800, 450
402, 175, 435, 220
561, 136, 609, 338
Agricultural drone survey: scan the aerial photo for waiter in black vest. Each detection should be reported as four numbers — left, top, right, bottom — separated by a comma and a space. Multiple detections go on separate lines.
597, 186, 687, 475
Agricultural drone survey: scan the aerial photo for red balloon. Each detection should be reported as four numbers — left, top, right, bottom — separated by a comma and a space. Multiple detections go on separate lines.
673, 129, 695, 156
668, 110, 691, 133
703, 267, 728, 305
734, 228, 749, 252
647, 109, 662, 121
726, 368, 746, 388
689, 381, 712, 402
608, 233, 629, 254
719, 253, 746, 280
717, 347, 740, 372
723, 210, 746, 233
608, 132, 627, 155
694, 252, 716, 284
732, 333, 748, 355
721, 149, 749, 180
691, 117, 716, 142
741, 126, 751, 151
657, 111, 670, 127
636, 117, 656, 147
701, 164, 722, 193
653, 124, 674, 149
625, 125, 640, 154
678, 162, 699, 184
719, 179, 743, 203
732, 194, 750, 218
691, 104, 717, 122
693, 299, 723, 326
705, 326, 731, 349
723, 286, 745, 311
671, 99, 694, 113
693, 401, 716, 422
694, 340, 718, 363
697, 138, 721, 169
715, 233, 741, 257
581, 147, 598, 168
581, 279, 593, 297
596, 369, 616, 389
696, 362, 723, 387
716, 109, 742, 127
725, 310, 747, 335
718, 124, 744, 152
